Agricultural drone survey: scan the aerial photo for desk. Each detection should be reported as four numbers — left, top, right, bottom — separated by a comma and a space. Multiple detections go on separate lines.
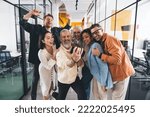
133, 49, 146, 61
10, 51, 21, 57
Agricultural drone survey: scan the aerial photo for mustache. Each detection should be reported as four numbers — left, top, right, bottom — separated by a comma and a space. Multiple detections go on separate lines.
64, 40, 71, 43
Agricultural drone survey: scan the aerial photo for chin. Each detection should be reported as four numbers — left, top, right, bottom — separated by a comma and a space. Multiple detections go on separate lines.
46, 25, 51, 28
63, 44, 71, 50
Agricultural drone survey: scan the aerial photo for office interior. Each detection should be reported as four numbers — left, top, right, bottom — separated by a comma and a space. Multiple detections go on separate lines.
0, 0, 150, 100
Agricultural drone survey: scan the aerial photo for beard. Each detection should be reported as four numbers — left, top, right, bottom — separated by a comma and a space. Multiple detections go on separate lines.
62, 41, 71, 49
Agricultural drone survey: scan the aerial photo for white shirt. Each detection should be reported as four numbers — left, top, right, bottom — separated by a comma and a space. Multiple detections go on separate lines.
38, 48, 56, 96
56, 45, 78, 84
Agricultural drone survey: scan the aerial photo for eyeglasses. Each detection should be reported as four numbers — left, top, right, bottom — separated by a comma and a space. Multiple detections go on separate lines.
91, 28, 101, 35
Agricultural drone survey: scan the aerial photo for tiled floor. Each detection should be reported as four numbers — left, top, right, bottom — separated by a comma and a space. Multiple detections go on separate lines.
22, 83, 78, 100
22, 77, 150, 100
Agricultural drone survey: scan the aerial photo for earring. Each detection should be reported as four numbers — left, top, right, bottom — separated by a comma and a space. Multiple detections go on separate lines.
42, 40, 45, 43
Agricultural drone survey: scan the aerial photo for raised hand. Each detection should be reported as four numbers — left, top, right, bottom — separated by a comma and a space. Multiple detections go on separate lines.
72, 47, 83, 62
92, 48, 101, 57
24, 9, 41, 20
31, 9, 41, 16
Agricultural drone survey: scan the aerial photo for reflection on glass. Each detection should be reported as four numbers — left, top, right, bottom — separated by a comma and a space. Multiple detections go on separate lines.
0, 0, 24, 100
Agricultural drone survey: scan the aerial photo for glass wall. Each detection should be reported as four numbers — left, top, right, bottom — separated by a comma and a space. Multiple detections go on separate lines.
117, 0, 136, 10
0, 0, 52, 100
136, 0, 150, 49
90, 0, 150, 100
115, 5, 136, 49
0, 0, 23, 100
46, 0, 52, 14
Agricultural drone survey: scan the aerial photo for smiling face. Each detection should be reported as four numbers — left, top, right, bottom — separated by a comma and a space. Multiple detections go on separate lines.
73, 28, 81, 40
43, 32, 54, 48
60, 30, 72, 49
91, 26, 103, 41
82, 32, 92, 45
43, 16, 53, 29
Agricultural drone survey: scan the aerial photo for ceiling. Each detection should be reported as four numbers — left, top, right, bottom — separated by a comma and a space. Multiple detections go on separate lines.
7, 0, 93, 22
60, 0, 93, 22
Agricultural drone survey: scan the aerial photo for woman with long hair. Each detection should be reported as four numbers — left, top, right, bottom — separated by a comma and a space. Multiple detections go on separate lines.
38, 31, 57, 100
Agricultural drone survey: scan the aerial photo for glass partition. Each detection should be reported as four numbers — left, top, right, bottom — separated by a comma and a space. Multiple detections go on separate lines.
106, 0, 116, 18
105, 18, 115, 36
93, 0, 150, 99
0, 0, 23, 100
115, 5, 136, 49
46, 0, 52, 14
99, 0, 106, 21
117, 0, 136, 10
129, 0, 150, 100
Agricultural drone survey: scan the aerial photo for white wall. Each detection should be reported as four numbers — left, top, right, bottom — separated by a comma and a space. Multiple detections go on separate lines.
0, 1, 17, 52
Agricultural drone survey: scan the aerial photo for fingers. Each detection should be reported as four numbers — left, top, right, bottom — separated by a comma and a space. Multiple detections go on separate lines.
73, 47, 77, 54
79, 48, 83, 55
32, 9, 41, 16
92, 48, 100, 56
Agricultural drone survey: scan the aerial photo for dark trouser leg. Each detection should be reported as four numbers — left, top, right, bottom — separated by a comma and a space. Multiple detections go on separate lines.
71, 77, 87, 100
57, 81, 70, 100
85, 82, 91, 100
81, 64, 93, 99
31, 63, 40, 100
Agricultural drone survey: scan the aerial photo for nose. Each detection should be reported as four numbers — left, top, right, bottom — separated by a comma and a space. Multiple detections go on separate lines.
64, 36, 70, 41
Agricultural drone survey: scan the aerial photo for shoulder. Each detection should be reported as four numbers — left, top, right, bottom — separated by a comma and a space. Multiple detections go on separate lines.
31, 24, 43, 32
36, 24, 43, 30
51, 27, 59, 31
106, 34, 117, 41
56, 48, 66, 59
38, 49, 46, 56
105, 34, 118, 45
56, 48, 63, 55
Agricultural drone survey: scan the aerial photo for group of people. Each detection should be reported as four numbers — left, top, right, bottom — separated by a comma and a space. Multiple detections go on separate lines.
20, 10, 135, 100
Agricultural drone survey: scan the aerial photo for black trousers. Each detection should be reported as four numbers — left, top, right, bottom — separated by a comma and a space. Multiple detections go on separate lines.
31, 63, 40, 100
81, 64, 93, 99
57, 77, 87, 100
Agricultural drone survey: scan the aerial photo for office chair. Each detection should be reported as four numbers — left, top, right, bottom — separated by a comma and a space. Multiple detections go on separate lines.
143, 49, 150, 75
